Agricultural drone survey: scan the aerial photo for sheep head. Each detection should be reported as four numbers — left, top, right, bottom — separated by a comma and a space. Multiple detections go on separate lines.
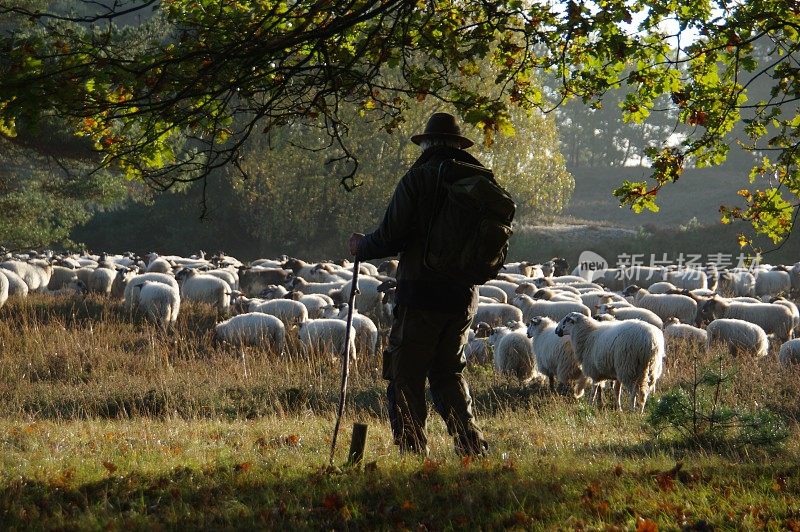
696, 298, 723, 326
622, 284, 642, 297
474, 322, 493, 338
515, 282, 536, 296
526, 316, 550, 338
532, 288, 551, 300
555, 312, 580, 337
551, 257, 570, 276
282, 257, 306, 273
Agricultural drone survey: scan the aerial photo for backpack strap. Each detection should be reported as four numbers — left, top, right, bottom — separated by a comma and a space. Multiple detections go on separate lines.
423, 160, 450, 272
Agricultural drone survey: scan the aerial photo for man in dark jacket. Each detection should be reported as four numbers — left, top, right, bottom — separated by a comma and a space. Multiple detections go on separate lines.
348, 112, 489, 456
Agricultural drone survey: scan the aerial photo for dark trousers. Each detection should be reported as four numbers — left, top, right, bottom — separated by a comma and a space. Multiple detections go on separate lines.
383, 304, 486, 455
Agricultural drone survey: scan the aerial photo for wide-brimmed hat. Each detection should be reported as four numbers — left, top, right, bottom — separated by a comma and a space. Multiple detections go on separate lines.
410, 112, 474, 149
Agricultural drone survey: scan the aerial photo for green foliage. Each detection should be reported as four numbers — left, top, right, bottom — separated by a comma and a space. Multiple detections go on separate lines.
0, 0, 797, 246
0, 139, 126, 250
647, 356, 790, 450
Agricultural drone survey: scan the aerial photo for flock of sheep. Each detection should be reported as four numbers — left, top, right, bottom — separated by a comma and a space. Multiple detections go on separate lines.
1, 250, 799, 412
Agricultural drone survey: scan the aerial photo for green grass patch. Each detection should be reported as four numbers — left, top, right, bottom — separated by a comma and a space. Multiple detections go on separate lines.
1, 295, 800, 528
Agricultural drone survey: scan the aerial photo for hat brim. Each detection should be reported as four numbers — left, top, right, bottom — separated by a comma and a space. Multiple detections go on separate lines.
410, 132, 474, 149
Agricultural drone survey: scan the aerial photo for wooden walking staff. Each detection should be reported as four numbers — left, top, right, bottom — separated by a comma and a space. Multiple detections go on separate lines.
329, 258, 366, 466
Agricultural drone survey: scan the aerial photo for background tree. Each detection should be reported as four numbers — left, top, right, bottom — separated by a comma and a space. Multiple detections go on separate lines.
0, 138, 127, 250
0, 0, 798, 247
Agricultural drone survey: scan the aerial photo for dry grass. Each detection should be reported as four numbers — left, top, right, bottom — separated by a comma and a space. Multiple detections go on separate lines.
1, 294, 800, 529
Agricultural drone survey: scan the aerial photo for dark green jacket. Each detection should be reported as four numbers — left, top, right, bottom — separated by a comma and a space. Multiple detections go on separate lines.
357, 145, 480, 313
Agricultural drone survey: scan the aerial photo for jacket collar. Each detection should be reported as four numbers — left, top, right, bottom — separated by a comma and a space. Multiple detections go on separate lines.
411, 145, 483, 169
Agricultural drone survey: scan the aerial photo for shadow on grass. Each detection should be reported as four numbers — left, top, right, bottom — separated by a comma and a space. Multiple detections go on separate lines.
2, 457, 798, 529
0, 460, 614, 529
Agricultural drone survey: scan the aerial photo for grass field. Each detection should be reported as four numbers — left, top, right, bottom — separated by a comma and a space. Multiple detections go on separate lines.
2, 295, 800, 529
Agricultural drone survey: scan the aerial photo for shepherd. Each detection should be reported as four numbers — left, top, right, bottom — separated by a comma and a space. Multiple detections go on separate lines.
349, 112, 500, 457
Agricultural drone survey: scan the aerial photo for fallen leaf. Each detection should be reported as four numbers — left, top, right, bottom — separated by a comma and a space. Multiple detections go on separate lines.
285, 434, 300, 446
401, 500, 415, 511
102, 461, 117, 474
613, 464, 624, 477
422, 459, 439, 474
234, 462, 252, 473
583, 482, 601, 500
322, 493, 344, 511
655, 472, 675, 492
636, 517, 658, 532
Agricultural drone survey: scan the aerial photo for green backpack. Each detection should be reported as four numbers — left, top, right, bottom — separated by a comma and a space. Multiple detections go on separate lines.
423, 159, 516, 285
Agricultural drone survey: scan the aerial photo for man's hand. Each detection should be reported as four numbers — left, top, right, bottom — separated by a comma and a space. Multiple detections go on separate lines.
348, 233, 365, 256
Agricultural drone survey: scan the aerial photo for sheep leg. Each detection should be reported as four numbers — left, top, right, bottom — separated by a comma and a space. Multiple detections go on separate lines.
592, 384, 604, 409
614, 381, 623, 411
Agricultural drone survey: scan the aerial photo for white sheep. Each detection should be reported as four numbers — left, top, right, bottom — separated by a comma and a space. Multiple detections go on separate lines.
147, 257, 175, 274
622, 266, 665, 289
464, 329, 490, 365
133, 280, 180, 329
525, 282, 581, 296
75, 267, 95, 288
484, 279, 520, 302
478, 284, 508, 303
472, 302, 524, 327
330, 276, 384, 316
248, 298, 309, 327
754, 270, 791, 297
555, 312, 665, 412
282, 257, 318, 280
663, 317, 707, 349
589, 268, 625, 290
250, 257, 287, 269
511, 294, 591, 323
778, 339, 800, 365
201, 268, 239, 291
260, 284, 289, 299
286, 291, 334, 318
487, 324, 535, 383
124, 273, 179, 310
0, 271, 8, 309
288, 277, 347, 297
111, 268, 137, 299
47, 266, 78, 291
647, 281, 677, 294
503, 261, 541, 276
697, 297, 794, 342
177, 269, 233, 314
532, 288, 581, 302
665, 269, 707, 290
595, 303, 664, 329
298, 318, 356, 361
789, 262, 800, 293
0, 269, 28, 298
771, 296, 800, 334
0, 260, 53, 292
526, 316, 589, 398
717, 271, 756, 297
579, 291, 627, 310
322, 303, 379, 357
623, 285, 697, 324
88, 267, 116, 294
706, 318, 769, 358
213, 312, 286, 352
